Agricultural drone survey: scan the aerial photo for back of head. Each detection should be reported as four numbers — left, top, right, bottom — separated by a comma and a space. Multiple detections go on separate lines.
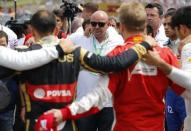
171, 6, 191, 29
145, 2, 163, 17
118, 2, 146, 32
165, 8, 176, 19
30, 10, 56, 35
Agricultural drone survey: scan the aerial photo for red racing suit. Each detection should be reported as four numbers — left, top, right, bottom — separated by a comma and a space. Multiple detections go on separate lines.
60, 35, 185, 131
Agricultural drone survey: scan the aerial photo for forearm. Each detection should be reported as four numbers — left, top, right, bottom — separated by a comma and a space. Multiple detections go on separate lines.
167, 67, 191, 90
80, 41, 151, 73
0, 45, 63, 71
60, 76, 111, 120
157, 60, 172, 75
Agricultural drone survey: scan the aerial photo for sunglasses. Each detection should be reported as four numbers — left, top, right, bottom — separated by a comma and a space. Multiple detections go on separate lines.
91, 21, 106, 28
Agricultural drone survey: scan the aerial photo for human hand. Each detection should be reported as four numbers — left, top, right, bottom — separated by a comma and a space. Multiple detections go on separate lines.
143, 35, 157, 47
44, 109, 63, 127
59, 38, 79, 54
142, 49, 164, 66
25, 36, 35, 46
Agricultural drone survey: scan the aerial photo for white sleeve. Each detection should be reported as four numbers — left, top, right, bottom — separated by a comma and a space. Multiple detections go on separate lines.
167, 67, 191, 90
179, 43, 191, 131
69, 75, 112, 116
167, 43, 191, 90
0, 46, 59, 71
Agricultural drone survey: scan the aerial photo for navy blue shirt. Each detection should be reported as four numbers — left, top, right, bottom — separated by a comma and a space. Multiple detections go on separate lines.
165, 88, 186, 131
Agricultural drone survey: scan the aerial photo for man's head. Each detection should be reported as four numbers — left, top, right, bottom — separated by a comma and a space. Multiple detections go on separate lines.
145, 3, 163, 31
90, 10, 109, 41
163, 9, 177, 40
30, 10, 56, 41
118, 2, 147, 38
0, 30, 8, 47
171, 6, 191, 40
82, 2, 98, 20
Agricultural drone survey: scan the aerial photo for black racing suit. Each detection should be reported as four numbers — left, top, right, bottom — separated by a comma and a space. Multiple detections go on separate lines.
21, 44, 80, 131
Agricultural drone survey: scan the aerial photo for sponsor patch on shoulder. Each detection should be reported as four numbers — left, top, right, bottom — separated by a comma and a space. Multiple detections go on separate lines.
187, 57, 191, 63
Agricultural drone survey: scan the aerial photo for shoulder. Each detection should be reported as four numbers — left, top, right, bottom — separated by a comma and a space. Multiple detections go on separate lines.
182, 43, 191, 52
156, 46, 179, 66
181, 43, 191, 62
107, 43, 133, 56
180, 43, 191, 71
68, 33, 89, 45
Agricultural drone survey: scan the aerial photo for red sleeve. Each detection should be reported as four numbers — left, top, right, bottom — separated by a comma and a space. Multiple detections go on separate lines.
159, 47, 185, 95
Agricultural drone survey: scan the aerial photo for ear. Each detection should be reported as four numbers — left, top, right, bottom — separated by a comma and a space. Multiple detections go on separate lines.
180, 24, 190, 36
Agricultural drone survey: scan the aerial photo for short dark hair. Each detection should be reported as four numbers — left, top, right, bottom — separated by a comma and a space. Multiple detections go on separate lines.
164, 8, 176, 18
171, 6, 191, 29
0, 30, 8, 44
83, 2, 98, 13
145, 3, 163, 16
167, 8, 176, 13
30, 10, 56, 34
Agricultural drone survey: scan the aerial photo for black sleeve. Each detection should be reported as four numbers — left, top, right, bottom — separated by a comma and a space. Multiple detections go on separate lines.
82, 41, 151, 73
0, 66, 15, 79
56, 44, 65, 57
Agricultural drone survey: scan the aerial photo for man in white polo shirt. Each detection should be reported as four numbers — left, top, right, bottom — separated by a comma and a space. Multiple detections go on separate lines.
69, 10, 124, 131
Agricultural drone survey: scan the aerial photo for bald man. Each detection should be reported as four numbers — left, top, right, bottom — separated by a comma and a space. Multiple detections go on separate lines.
69, 10, 124, 131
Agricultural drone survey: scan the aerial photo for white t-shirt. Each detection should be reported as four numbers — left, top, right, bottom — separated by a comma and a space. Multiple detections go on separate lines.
155, 24, 169, 47
69, 27, 124, 107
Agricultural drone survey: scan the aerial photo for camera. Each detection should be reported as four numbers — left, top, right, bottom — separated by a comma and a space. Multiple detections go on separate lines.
60, 0, 83, 21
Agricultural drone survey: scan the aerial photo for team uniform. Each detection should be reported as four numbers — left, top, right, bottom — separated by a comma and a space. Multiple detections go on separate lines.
20, 36, 81, 131
60, 35, 185, 131
19, 34, 150, 131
